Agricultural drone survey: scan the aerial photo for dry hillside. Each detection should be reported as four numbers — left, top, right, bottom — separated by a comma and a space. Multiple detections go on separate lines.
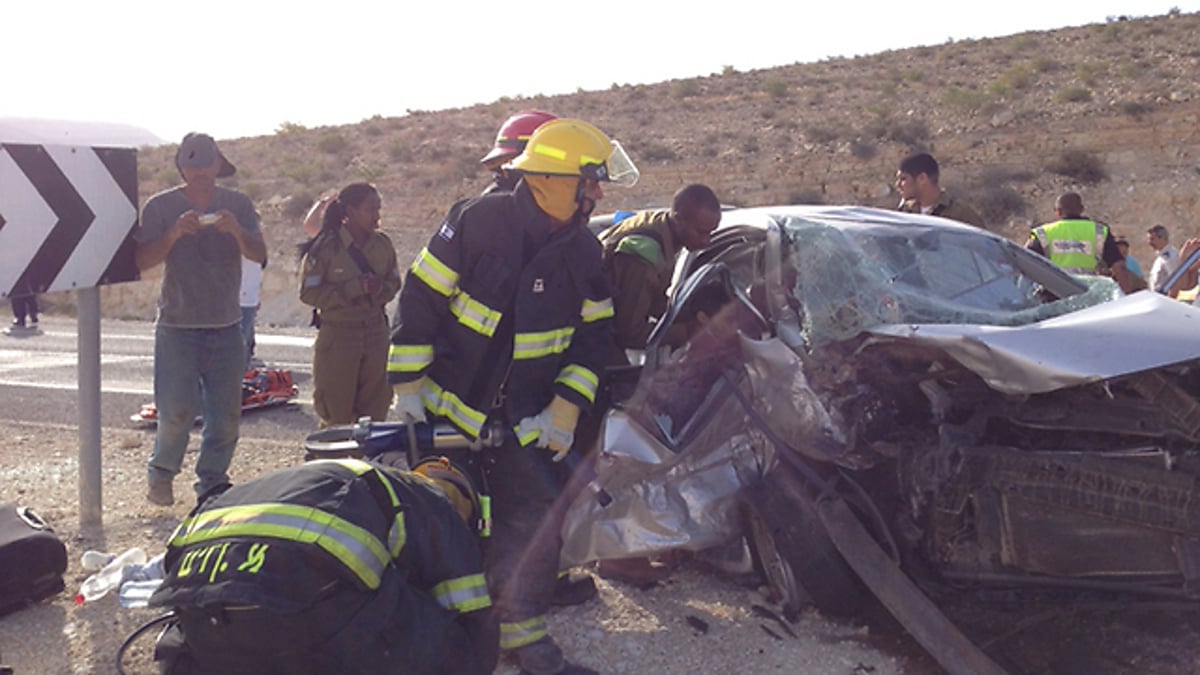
95, 9, 1200, 325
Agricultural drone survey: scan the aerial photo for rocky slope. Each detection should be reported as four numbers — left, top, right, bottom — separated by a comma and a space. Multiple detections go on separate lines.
81, 10, 1200, 326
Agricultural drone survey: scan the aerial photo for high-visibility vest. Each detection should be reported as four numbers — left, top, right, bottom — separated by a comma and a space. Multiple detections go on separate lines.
1032, 219, 1107, 273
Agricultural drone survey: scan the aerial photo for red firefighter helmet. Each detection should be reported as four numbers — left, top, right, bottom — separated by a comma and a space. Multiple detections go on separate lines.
480, 110, 557, 166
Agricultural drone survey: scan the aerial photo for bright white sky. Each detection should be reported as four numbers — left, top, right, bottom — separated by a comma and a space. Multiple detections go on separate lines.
4, 1, 1198, 144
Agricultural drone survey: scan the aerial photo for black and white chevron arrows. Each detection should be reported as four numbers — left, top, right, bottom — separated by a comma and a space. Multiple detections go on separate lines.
0, 143, 139, 298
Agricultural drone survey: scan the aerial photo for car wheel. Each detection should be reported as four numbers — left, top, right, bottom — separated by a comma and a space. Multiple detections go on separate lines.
741, 464, 867, 618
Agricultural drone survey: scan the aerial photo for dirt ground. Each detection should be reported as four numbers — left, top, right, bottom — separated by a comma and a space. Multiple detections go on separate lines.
1, 415, 1197, 674
0, 419, 916, 674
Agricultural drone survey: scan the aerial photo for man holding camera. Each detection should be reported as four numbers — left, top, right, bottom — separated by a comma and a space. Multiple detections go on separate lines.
135, 132, 266, 506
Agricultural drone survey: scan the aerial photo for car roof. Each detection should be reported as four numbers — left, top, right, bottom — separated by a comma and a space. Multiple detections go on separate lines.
714, 204, 1000, 238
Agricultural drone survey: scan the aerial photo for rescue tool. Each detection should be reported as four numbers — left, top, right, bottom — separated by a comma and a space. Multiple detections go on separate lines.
303, 418, 613, 507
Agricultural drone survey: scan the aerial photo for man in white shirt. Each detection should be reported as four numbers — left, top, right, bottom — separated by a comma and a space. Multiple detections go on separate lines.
240, 256, 265, 369
1146, 225, 1181, 293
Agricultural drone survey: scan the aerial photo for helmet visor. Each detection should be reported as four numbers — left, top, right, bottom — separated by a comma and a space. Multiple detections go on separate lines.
580, 140, 639, 187
604, 140, 639, 187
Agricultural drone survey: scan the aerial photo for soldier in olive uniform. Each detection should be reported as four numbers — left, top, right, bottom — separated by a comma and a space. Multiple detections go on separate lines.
299, 183, 401, 427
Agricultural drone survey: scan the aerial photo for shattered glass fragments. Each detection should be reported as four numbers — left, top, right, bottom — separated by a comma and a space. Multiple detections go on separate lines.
781, 217, 1121, 348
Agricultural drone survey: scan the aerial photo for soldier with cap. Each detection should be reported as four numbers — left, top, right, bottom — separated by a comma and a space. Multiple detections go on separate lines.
135, 132, 267, 506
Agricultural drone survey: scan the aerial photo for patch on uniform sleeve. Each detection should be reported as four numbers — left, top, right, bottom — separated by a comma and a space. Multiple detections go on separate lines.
437, 220, 456, 242
614, 235, 662, 266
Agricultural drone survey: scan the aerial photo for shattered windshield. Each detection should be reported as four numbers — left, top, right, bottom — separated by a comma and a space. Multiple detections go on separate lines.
782, 217, 1121, 347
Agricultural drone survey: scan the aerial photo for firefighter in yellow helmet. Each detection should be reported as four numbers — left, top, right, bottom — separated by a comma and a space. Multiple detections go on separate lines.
388, 119, 637, 675
147, 456, 497, 674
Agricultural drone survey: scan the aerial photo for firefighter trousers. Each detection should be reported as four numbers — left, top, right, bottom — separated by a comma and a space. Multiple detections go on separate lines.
482, 438, 567, 650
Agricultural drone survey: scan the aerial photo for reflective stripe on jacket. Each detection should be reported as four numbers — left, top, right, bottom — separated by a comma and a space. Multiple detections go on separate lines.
150, 459, 490, 616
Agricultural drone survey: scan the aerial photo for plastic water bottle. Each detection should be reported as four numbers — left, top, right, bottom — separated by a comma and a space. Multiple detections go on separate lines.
117, 552, 168, 608
76, 547, 147, 603
80, 550, 116, 572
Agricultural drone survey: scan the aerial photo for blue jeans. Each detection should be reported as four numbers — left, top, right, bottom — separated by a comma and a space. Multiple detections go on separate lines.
147, 323, 245, 496
240, 305, 258, 369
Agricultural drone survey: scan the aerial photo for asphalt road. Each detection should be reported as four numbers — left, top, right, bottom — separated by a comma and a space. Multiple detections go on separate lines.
0, 315, 321, 441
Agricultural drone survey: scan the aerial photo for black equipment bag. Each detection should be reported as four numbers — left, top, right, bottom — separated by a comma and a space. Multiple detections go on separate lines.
0, 502, 68, 616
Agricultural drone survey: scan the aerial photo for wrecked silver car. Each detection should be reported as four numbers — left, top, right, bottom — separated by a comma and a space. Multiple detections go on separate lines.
564, 205, 1200, 674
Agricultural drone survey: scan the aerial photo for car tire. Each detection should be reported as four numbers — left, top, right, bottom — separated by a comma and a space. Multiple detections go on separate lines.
742, 463, 867, 618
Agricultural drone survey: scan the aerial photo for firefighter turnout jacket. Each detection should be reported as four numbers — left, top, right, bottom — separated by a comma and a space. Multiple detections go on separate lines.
149, 459, 497, 675
387, 181, 614, 439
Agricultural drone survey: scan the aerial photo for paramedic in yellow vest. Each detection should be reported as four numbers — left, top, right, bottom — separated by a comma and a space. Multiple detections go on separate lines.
1026, 192, 1136, 294
599, 184, 722, 362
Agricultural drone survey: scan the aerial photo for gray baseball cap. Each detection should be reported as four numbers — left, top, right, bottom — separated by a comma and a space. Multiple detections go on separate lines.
175, 132, 236, 177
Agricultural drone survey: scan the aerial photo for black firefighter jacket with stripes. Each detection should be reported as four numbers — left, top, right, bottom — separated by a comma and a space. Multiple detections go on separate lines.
387, 180, 614, 440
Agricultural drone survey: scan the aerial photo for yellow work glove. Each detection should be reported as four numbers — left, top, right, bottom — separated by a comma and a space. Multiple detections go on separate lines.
516, 395, 581, 461
391, 378, 426, 423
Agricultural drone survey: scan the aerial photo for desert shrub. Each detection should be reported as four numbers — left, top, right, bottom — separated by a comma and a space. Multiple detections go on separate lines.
1117, 61, 1148, 79
722, 65, 736, 76
152, 167, 177, 191
317, 133, 349, 155
973, 184, 1027, 225
354, 162, 384, 182
1053, 86, 1093, 103
284, 191, 315, 219
788, 189, 824, 205
863, 102, 890, 118
627, 85, 647, 100
901, 68, 924, 82
942, 87, 989, 110
1118, 100, 1151, 119
388, 141, 411, 163
1046, 149, 1108, 185
763, 78, 789, 99
980, 167, 1035, 184
998, 63, 1036, 90
759, 107, 776, 120
850, 140, 877, 160
804, 125, 841, 144
241, 181, 265, 202
863, 117, 928, 147
891, 119, 929, 147
281, 159, 316, 188
1031, 56, 1058, 73
878, 81, 898, 96
672, 79, 701, 98
639, 141, 678, 162
276, 121, 307, 135
986, 80, 1010, 98
1011, 34, 1036, 51
1075, 62, 1107, 85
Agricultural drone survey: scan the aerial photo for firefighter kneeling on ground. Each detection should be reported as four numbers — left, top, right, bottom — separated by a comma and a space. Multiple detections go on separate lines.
147, 457, 498, 675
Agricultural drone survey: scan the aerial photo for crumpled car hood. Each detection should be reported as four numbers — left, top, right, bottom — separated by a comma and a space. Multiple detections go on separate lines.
867, 291, 1200, 395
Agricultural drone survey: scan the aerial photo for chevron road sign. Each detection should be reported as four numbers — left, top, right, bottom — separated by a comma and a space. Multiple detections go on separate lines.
0, 142, 140, 298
